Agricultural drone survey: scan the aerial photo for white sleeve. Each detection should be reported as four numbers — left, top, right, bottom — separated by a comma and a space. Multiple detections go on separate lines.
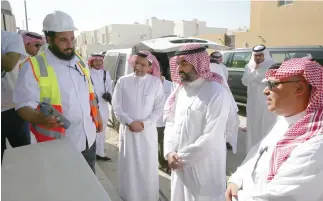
111, 78, 133, 125
177, 88, 230, 167
238, 135, 323, 201
163, 102, 176, 159
105, 71, 113, 94
5, 33, 27, 57
13, 60, 40, 110
241, 65, 260, 86
143, 80, 165, 127
228, 141, 260, 188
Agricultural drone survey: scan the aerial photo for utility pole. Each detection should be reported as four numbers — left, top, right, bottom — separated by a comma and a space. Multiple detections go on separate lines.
24, 0, 28, 31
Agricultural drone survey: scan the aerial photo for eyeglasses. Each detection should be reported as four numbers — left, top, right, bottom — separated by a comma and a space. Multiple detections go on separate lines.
265, 80, 306, 90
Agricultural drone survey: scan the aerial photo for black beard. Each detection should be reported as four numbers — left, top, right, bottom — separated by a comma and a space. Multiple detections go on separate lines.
49, 44, 75, 61
179, 71, 198, 83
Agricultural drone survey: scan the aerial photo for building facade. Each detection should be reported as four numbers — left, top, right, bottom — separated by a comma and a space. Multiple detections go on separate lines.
235, 0, 323, 48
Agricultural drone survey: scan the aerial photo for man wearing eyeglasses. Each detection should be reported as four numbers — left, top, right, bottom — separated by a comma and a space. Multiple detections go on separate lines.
226, 58, 323, 201
241, 45, 277, 152
20, 31, 44, 57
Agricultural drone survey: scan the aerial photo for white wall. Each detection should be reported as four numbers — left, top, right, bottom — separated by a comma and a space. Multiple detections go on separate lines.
108, 24, 151, 46
95, 26, 109, 44
174, 19, 228, 37
147, 17, 174, 39
79, 43, 133, 58
205, 27, 227, 34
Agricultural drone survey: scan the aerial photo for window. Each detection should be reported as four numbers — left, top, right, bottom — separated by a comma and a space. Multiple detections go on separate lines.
103, 52, 120, 81
222, 52, 232, 66
115, 54, 127, 80
102, 34, 105, 44
277, 0, 294, 6
229, 52, 252, 68
270, 52, 290, 63
269, 50, 323, 65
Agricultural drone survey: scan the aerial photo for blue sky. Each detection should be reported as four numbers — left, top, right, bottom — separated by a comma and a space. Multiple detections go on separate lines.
9, 0, 250, 35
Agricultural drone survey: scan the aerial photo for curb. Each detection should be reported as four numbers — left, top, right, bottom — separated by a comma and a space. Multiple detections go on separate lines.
96, 164, 123, 201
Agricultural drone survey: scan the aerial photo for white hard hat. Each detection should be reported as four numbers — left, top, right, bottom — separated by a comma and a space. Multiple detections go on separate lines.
42, 11, 77, 32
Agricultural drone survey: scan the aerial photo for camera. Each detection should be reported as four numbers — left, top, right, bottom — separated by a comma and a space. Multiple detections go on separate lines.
102, 92, 112, 103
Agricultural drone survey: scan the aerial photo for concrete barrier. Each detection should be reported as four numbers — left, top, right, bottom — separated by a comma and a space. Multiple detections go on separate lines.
2, 138, 112, 201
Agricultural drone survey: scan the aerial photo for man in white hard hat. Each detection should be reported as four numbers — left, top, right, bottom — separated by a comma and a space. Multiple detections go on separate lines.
13, 11, 103, 172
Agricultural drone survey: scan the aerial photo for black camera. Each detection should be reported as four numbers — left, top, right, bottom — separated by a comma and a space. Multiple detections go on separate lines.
102, 92, 112, 103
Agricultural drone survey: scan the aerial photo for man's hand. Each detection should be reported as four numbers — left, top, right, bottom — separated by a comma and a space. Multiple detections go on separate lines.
39, 116, 63, 128
225, 183, 239, 201
17, 106, 62, 128
129, 121, 144, 132
167, 152, 184, 170
1, 52, 22, 72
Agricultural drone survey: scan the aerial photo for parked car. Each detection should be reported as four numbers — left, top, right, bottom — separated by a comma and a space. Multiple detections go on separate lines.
222, 46, 323, 105
103, 36, 229, 130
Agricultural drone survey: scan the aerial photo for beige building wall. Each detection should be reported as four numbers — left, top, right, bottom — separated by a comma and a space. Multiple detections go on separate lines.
235, 0, 323, 48
195, 34, 226, 46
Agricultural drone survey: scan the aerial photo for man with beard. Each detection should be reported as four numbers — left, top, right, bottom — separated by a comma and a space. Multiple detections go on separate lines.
210, 51, 228, 81
226, 58, 323, 201
88, 53, 112, 161
13, 11, 103, 172
163, 44, 233, 201
112, 51, 164, 201
242, 45, 277, 152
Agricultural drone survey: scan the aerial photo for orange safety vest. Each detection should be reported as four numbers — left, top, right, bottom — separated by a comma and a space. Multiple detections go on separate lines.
23, 52, 99, 142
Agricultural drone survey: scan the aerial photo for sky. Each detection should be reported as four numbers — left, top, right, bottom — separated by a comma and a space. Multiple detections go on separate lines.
9, 0, 251, 35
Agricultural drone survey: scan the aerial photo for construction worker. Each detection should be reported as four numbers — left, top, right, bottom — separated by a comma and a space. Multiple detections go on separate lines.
13, 11, 103, 172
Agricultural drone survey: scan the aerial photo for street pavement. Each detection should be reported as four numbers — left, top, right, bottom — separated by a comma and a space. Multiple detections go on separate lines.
5, 106, 247, 201
98, 106, 248, 201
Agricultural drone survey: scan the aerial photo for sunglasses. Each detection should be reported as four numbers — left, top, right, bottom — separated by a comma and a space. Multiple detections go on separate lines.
35, 44, 42, 48
265, 80, 306, 90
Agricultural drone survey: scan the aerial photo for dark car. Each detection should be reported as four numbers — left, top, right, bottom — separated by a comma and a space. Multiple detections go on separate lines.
222, 46, 323, 105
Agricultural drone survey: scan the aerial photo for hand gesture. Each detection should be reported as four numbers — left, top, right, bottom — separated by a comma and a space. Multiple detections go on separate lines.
225, 183, 239, 201
40, 116, 63, 129
167, 152, 183, 170
129, 121, 144, 133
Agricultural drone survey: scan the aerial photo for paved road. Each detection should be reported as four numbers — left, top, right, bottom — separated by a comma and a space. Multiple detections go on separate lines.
98, 105, 248, 200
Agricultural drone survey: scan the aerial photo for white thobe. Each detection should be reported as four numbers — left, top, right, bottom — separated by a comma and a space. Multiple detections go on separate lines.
241, 61, 277, 151
156, 78, 173, 128
1, 30, 27, 112
210, 63, 240, 153
90, 68, 112, 157
111, 73, 164, 201
229, 111, 323, 201
164, 78, 231, 201
13, 48, 97, 152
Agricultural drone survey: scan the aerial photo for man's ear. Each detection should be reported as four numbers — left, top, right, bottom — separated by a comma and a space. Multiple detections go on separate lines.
295, 81, 308, 96
46, 36, 52, 46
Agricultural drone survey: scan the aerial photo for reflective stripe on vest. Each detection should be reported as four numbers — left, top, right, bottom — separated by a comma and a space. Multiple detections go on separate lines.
29, 53, 65, 142
75, 52, 100, 129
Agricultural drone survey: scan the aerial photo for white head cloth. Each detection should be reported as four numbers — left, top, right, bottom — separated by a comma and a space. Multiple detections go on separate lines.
247, 45, 275, 69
